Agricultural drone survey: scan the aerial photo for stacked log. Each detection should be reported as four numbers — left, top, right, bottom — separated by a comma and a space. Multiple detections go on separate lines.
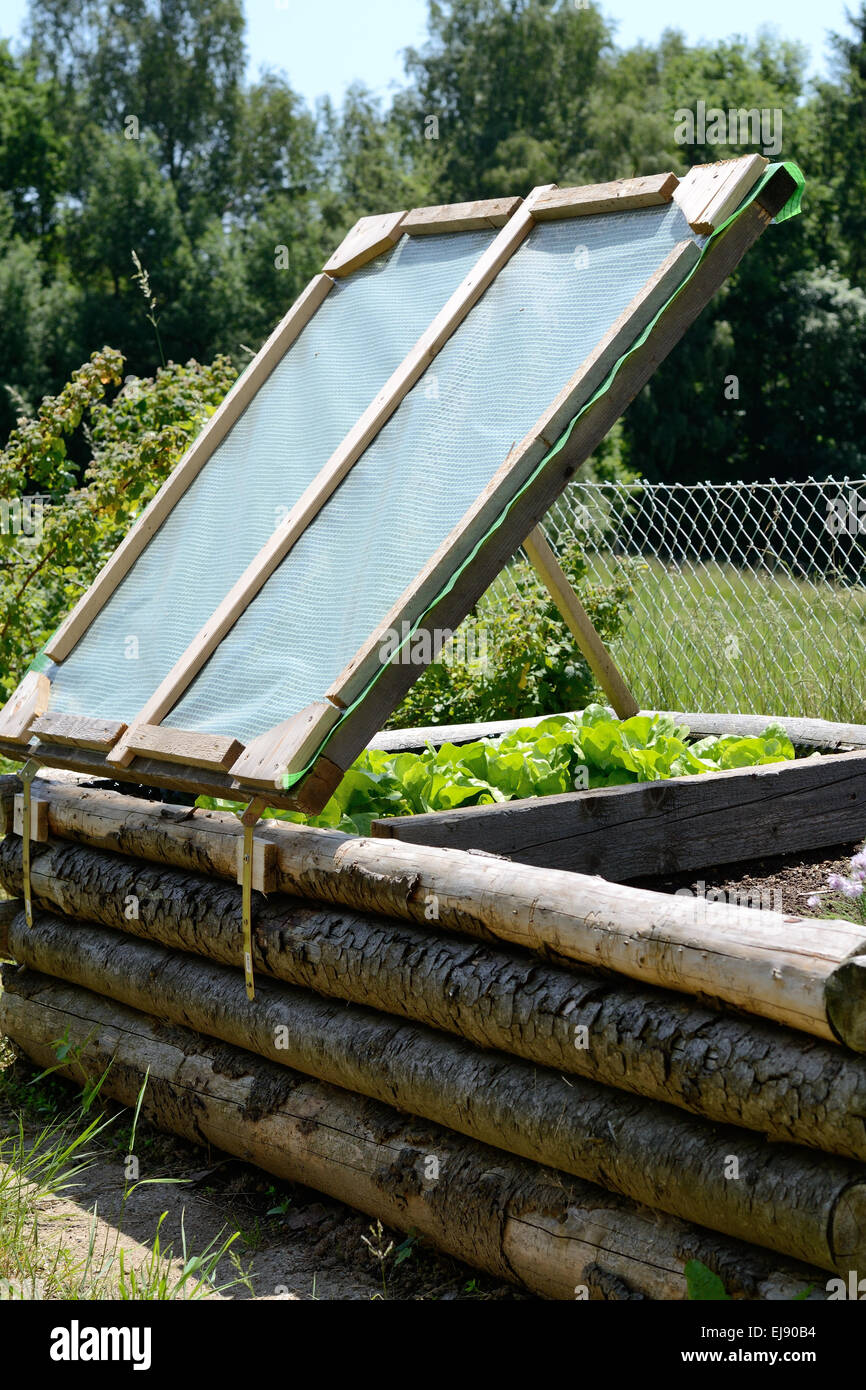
2, 776, 865, 1298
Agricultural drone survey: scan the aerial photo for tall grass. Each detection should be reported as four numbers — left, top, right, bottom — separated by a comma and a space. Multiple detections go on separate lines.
586, 554, 866, 722
0, 1040, 252, 1299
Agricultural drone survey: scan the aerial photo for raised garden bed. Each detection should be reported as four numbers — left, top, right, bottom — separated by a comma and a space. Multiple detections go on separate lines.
366, 709, 866, 880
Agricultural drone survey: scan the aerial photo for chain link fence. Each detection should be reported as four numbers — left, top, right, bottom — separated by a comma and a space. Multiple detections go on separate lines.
491, 478, 866, 723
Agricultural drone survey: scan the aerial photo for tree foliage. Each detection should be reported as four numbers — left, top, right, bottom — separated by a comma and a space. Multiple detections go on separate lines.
0, 348, 236, 693
0, 0, 865, 477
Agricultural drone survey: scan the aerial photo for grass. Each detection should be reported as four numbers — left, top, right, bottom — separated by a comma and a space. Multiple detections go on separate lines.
0, 1032, 253, 1300
584, 553, 866, 723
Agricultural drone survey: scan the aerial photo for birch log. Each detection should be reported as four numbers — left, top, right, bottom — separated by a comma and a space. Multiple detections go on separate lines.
3, 836, 866, 1160
0, 967, 829, 1301
4, 780, 866, 1045
5, 910, 866, 1274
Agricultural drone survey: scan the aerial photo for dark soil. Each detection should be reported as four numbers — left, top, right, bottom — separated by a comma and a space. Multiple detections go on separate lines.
630, 841, 863, 919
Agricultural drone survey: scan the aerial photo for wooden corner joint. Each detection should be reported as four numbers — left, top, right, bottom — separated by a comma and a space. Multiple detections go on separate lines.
673, 154, 768, 235
0, 672, 51, 745
323, 211, 408, 277
229, 700, 341, 791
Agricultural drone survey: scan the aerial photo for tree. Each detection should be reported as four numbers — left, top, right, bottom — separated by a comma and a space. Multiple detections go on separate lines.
398, 0, 612, 200
27, 0, 246, 224
813, 4, 866, 282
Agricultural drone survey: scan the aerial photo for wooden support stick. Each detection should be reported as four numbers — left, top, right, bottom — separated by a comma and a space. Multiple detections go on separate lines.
522, 525, 639, 718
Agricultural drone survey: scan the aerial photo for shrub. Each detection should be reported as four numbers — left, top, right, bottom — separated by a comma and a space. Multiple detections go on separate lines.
0, 348, 237, 697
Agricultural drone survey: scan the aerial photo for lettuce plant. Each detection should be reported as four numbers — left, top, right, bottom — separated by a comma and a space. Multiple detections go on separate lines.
199, 707, 796, 836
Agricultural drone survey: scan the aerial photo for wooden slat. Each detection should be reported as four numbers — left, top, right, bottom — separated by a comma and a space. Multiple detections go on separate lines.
323, 212, 406, 277
371, 746, 866, 881
45, 273, 335, 664
673, 155, 767, 235
29, 713, 127, 751
402, 197, 522, 234
324, 239, 699, 720
522, 525, 639, 719
106, 186, 556, 773
123, 724, 244, 772
0, 671, 51, 744
302, 166, 797, 807
532, 173, 678, 220
0, 739, 303, 809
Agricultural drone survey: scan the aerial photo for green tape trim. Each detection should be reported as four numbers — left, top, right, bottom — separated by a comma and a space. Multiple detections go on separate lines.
279, 162, 804, 792
27, 646, 54, 676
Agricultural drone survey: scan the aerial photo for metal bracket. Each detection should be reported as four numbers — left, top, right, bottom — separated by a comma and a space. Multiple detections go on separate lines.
237, 796, 267, 999
19, 759, 41, 928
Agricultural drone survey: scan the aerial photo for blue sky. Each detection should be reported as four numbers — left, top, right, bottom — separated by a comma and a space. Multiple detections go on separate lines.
0, 0, 853, 108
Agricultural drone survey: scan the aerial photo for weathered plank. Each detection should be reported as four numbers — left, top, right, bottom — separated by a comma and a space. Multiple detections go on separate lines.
532, 173, 678, 220
0, 739, 283, 807
121, 724, 244, 772
372, 746, 866, 882
402, 197, 522, 233
370, 710, 866, 754
29, 712, 127, 751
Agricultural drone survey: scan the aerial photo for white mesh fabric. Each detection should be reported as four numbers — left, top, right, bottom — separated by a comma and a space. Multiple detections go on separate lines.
48, 230, 496, 718
170, 203, 698, 742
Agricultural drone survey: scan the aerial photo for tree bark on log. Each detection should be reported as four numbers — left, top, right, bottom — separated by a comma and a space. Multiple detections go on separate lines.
5, 908, 866, 1274
3, 835, 866, 1161
5, 781, 866, 1044
0, 966, 829, 1301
